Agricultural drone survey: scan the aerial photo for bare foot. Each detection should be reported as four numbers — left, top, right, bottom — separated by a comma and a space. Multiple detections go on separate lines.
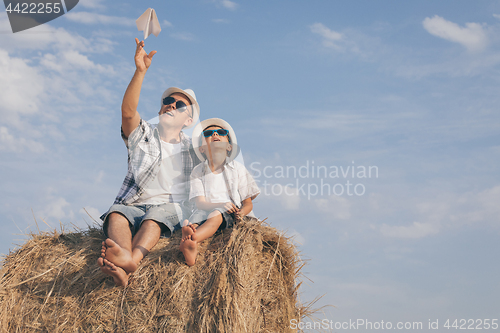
102, 238, 138, 273
98, 257, 130, 287
179, 237, 198, 267
181, 223, 196, 240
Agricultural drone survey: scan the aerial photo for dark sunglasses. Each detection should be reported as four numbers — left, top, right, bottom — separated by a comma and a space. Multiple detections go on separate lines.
203, 129, 229, 137
162, 96, 189, 114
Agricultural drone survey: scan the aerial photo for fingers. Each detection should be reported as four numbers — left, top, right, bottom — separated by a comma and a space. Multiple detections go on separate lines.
148, 50, 157, 59
225, 203, 238, 214
135, 39, 144, 54
231, 203, 238, 213
222, 202, 237, 213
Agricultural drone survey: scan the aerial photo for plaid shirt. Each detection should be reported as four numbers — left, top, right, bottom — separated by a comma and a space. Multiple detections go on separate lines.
112, 119, 199, 206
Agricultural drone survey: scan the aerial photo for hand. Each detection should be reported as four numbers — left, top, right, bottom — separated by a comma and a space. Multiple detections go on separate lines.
134, 38, 157, 72
222, 202, 238, 214
234, 210, 242, 223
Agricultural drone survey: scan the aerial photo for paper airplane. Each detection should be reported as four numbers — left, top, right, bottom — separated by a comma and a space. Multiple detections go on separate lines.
136, 8, 161, 39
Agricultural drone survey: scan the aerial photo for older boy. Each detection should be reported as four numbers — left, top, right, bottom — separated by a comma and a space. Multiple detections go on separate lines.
180, 118, 260, 266
97, 38, 200, 286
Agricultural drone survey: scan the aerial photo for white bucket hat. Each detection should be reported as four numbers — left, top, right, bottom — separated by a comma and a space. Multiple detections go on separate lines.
192, 118, 239, 162
161, 87, 200, 129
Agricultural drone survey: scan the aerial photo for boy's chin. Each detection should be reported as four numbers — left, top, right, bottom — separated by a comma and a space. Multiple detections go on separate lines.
208, 142, 229, 150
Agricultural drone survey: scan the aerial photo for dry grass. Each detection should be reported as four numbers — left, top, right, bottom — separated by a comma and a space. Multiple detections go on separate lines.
0, 217, 312, 332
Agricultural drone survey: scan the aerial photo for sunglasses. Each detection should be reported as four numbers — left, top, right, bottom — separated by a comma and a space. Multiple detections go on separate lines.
203, 129, 229, 137
162, 96, 191, 115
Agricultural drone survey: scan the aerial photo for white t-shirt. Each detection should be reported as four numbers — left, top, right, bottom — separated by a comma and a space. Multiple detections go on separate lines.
189, 160, 260, 216
202, 171, 231, 203
134, 140, 188, 205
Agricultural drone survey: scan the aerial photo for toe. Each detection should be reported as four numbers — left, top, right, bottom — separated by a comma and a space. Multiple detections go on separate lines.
103, 258, 116, 270
104, 238, 118, 248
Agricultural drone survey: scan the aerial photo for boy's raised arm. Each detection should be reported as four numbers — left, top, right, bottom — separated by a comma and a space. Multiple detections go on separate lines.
121, 38, 157, 138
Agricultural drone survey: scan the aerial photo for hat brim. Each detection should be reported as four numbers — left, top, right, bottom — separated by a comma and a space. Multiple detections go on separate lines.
192, 118, 238, 162
161, 87, 199, 129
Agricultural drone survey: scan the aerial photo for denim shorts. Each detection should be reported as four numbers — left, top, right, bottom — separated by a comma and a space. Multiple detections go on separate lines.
102, 202, 191, 238
188, 208, 235, 230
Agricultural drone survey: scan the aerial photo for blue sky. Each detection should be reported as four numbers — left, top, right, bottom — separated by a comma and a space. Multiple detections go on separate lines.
1, 0, 500, 331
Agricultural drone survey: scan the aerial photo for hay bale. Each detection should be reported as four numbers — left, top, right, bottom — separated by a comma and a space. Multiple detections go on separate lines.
0, 217, 309, 332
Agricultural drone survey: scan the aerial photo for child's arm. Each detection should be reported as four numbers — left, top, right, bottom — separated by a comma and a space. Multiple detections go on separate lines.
194, 196, 239, 214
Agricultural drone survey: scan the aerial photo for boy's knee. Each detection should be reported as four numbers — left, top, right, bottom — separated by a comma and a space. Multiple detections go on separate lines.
208, 210, 222, 219
141, 219, 162, 231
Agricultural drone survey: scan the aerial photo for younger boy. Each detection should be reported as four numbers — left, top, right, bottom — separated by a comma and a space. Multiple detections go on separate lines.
179, 118, 260, 266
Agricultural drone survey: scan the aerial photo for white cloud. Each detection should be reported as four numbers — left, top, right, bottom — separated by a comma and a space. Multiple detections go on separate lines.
287, 229, 305, 245
79, 206, 101, 224
0, 19, 121, 158
78, 0, 105, 9
39, 50, 114, 76
261, 112, 387, 145
309, 22, 343, 49
277, 185, 301, 210
0, 126, 45, 152
163, 20, 173, 27
95, 170, 105, 183
493, 14, 500, 20
380, 222, 439, 239
310, 23, 342, 42
315, 195, 351, 220
65, 12, 135, 26
0, 20, 101, 53
378, 184, 500, 239
220, 0, 237, 10
62, 50, 113, 72
422, 15, 488, 52
260, 183, 301, 210
390, 50, 500, 79
0, 50, 45, 125
454, 185, 500, 225
39, 196, 75, 221
170, 32, 195, 41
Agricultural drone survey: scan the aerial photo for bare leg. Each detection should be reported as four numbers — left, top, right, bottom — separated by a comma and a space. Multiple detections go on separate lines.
180, 212, 223, 266
97, 257, 130, 287
130, 219, 162, 265
191, 211, 224, 243
100, 212, 137, 273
